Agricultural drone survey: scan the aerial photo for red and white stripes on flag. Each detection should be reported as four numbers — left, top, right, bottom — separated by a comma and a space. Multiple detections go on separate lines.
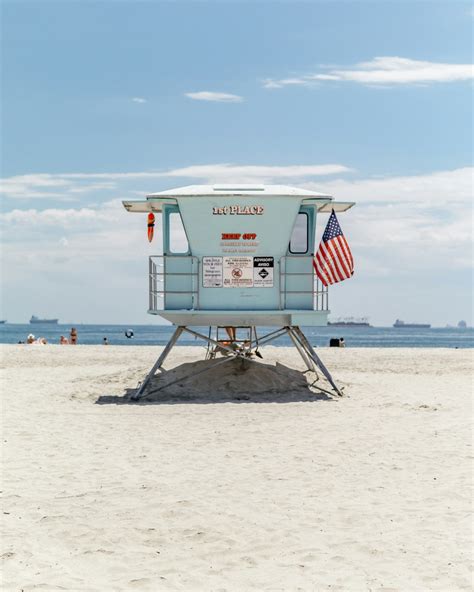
313, 209, 354, 286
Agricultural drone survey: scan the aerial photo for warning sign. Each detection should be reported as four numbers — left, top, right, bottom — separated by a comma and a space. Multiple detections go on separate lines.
223, 256, 254, 288
253, 257, 274, 288
202, 257, 223, 288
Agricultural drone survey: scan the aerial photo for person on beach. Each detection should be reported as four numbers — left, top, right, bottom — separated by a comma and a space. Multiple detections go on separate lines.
60, 336, 69, 345
70, 328, 77, 345
27, 334, 47, 345
224, 327, 252, 352
103, 337, 108, 345
225, 327, 236, 341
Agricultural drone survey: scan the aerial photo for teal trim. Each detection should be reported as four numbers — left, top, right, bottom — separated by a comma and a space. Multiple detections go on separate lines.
162, 204, 191, 256
151, 309, 330, 327
287, 205, 316, 256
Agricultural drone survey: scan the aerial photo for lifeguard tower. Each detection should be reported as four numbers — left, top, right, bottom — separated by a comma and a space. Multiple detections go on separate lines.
123, 185, 354, 399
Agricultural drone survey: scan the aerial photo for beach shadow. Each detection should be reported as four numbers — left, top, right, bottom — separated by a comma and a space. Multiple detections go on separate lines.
95, 358, 338, 405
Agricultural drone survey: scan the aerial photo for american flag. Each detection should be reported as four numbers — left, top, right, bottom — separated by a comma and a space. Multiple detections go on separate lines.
313, 210, 354, 286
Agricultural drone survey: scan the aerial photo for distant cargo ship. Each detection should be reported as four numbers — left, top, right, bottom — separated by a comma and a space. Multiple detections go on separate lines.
393, 319, 431, 329
30, 315, 59, 324
328, 317, 371, 327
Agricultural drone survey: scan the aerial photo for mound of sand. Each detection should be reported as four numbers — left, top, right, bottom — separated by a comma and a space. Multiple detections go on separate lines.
141, 357, 315, 401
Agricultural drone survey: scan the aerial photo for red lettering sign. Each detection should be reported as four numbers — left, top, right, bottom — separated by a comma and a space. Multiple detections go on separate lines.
221, 233, 257, 240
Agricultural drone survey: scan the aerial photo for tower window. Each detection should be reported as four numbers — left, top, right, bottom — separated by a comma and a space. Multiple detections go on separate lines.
169, 212, 189, 253
289, 212, 308, 254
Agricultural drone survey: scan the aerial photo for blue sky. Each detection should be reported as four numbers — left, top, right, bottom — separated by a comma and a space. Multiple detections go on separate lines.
1, 1, 473, 326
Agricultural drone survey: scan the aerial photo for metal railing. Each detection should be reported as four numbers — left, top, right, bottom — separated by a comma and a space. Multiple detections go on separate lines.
313, 275, 329, 311
149, 255, 199, 312
278, 256, 328, 311
148, 255, 328, 312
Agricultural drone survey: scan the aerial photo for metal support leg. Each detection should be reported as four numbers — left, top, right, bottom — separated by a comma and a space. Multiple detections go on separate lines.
205, 326, 213, 360
287, 327, 315, 373
132, 326, 184, 400
132, 324, 343, 401
292, 326, 343, 396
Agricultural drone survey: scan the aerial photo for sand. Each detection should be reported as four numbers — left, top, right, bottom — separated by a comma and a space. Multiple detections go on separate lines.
1, 344, 472, 591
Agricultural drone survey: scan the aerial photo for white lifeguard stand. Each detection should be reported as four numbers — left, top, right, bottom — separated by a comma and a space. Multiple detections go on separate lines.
123, 184, 354, 399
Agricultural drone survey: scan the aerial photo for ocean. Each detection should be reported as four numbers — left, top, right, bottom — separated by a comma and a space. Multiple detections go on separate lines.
1, 323, 472, 348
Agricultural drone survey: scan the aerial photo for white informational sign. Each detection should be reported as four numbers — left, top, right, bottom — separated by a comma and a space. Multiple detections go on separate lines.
202, 257, 223, 288
223, 256, 254, 288
253, 256, 274, 288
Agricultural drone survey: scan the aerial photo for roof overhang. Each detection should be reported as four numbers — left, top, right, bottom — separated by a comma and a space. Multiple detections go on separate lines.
122, 184, 355, 213
146, 184, 333, 199
317, 201, 355, 213
122, 198, 177, 213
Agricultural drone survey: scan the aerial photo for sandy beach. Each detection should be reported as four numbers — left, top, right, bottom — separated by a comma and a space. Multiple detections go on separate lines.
1, 344, 472, 591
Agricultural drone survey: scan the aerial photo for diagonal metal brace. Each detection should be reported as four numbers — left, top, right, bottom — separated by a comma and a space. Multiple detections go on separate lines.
130, 324, 344, 401
292, 326, 343, 396
131, 326, 184, 400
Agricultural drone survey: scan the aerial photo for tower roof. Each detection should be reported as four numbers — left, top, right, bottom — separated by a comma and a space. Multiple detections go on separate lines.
146, 184, 333, 199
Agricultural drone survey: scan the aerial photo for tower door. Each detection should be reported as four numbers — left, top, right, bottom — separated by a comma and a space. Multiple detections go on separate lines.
284, 206, 315, 310
162, 205, 196, 310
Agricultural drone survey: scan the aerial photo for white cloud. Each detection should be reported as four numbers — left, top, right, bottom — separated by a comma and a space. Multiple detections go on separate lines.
0, 174, 116, 200
1, 166, 471, 324
341, 203, 472, 273
156, 163, 353, 182
0, 174, 73, 200
264, 56, 474, 88
67, 182, 116, 194
310, 167, 473, 274
132, 97, 147, 103
0, 198, 160, 323
2, 168, 471, 266
304, 166, 473, 206
263, 78, 308, 89
1, 205, 112, 228
64, 163, 352, 181
0, 199, 155, 265
2, 165, 471, 208
185, 91, 243, 103
0, 164, 352, 200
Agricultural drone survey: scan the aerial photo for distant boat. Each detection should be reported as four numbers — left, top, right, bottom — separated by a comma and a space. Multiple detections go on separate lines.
30, 315, 59, 324
393, 319, 431, 329
0, 320, 6, 324
328, 317, 371, 327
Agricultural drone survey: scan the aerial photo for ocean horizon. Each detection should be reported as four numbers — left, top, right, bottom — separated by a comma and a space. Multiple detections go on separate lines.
1, 323, 472, 349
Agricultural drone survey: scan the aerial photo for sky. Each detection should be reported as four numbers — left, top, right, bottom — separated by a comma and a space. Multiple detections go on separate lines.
1, 0, 473, 326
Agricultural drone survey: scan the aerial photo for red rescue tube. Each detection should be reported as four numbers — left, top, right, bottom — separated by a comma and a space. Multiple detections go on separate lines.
147, 213, 155, 242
